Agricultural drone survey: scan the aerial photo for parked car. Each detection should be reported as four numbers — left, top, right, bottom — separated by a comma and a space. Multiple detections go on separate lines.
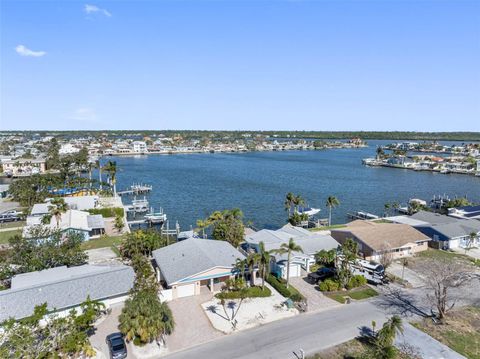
106, 333, 127, 359
307, 267, 335, 284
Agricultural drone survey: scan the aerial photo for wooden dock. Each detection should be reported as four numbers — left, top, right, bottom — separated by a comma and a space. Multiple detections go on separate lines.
118, 184, 152, 196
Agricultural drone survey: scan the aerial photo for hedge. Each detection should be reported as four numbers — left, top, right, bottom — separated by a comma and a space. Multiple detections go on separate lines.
266, 274, 304, 302
88, 207, 124, 218
215, 286, 271, 299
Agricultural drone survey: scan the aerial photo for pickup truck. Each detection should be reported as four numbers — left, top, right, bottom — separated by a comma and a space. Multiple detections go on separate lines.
307, 267, 335, 284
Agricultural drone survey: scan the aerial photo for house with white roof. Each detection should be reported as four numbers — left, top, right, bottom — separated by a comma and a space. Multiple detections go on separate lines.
152, 238, 245, 300
0, 264, 134, 321
244, 224, 340, 279
25, 209, 105, 240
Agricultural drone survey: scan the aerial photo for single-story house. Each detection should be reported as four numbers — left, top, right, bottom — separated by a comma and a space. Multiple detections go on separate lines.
152, 238, 245, 300
330, 220, 430, 261
448, 205, 480, 221
409, 211, 480, 250
244, 224, 340, 279
30, 196, 99, 217
0, 264, 134, 321
24, 209, 105, 240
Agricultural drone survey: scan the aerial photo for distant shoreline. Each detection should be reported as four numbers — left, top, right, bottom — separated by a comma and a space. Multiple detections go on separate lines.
1, 131, 479, 142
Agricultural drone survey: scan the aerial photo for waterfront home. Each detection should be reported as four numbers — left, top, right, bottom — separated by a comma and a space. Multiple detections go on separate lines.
59, 143, 81, 154
2, 158, 46, 176
448, 205, 480, 220
29, 196, 99, 217
0, 264, 134, 321
132, 141, 148, 153
244, 224, 339, 279
24, 209, 105, 240
409, 211, 480, 250
152, 238, 245, 301
330, 220, 430, 261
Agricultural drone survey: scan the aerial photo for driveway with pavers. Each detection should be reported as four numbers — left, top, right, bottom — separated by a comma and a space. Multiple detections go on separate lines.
164, 290, 224, 354
289, 276, 340, 312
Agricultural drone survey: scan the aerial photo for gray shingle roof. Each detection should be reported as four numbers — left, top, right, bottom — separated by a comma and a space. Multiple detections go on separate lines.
411, 211, 458, 225
412, 211, 480, 239
87, 214, 105, 229
152, 239, 245, 285
0, 264, 134, 321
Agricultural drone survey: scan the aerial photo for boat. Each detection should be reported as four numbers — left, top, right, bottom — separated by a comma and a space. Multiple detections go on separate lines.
298, 207, 321, 217
347, 211, 379, 220
144, 207, 167, 224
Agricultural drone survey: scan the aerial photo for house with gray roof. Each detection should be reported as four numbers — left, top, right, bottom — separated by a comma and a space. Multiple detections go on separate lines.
410, 211, 480, 250
244, 224, 340, 279
152, 238, 245, 300
0, 264, 134, 321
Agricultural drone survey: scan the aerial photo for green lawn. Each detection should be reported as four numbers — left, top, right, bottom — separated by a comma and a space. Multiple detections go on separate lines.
327, 286, 379, 304
0, 229, 22, 245
80, 235, 125, 250
0, 221, 26, 229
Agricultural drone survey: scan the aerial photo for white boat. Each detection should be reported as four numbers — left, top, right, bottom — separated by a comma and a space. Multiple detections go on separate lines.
298, 207, 321, 217
144, 207, 167, 224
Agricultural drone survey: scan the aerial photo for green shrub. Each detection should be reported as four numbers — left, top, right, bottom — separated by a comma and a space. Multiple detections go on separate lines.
215, 286, 271, 299
88, 207, 124, 218
346, 275, 367, 290
309, 263, 321, 273
266, 274, 304, 302
318, 278, 340, 292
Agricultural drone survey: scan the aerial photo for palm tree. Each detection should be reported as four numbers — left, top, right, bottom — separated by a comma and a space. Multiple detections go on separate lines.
376, 315, 403, 349
315, 249, 337, 268
256, 241, 271, 290
234, 257, 248, 282
274, 238, 303, 288
196, 218, 210, 238
284, 192, 295, 218
48, 198, 68, 228
384, 203, 391, 217
293, 194, 305, 213
326, 196, 340, 226
465, 232, 477, 253
245, 253, 257, 287
102, 160, 117, 196
96, 159, 103, 190
376, 146, 385, 160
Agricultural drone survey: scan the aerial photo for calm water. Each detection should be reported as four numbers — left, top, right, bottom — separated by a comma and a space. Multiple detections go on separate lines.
112, 140, 480, 230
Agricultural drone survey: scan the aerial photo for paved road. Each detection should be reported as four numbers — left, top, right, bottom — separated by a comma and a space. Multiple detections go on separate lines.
164, 301, 388, 359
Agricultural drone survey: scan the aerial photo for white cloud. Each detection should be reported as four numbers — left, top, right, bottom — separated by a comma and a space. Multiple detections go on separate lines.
84, 4, 111, 17
68, 108, 98, 122
15, 45, 46, 57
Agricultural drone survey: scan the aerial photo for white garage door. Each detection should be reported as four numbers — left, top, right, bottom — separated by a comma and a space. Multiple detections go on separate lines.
177, 283, 195, 298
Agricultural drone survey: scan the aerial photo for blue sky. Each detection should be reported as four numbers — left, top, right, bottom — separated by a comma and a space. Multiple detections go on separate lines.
1, 1, 479, 131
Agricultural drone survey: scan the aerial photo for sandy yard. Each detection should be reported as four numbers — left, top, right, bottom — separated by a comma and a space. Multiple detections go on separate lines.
202, 283, 298, 334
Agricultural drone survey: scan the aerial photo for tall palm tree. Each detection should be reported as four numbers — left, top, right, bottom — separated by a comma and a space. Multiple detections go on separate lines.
384, 203, 391, 217
234, 257, 248, 282
274, 238, 303, 288
245, 253, 257, 287
293, 194, 305, 213
102, 160, 117, 196
284, 192, 295, 218
96, 159, 103, 190
48, 198, 68, 228
256, 241, 271, 290
326, 196, 340, 226
196, 218, 210, 238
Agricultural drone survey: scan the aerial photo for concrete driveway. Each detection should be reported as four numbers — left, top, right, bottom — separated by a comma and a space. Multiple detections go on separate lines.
89, 303, 137, 359
388, 262, 425, 288
289, 276, 340, 312
164, 291, 223, 354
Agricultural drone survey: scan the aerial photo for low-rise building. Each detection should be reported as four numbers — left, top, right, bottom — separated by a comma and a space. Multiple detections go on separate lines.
0, 264, 134, 321
152, 238, 244, 300
244, 224, 339, 279
330, 220, 430, 261
409, 211, 480, 249
2, 158, 46, 176
132, 141, 148, 153
25, 209, 105, 240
